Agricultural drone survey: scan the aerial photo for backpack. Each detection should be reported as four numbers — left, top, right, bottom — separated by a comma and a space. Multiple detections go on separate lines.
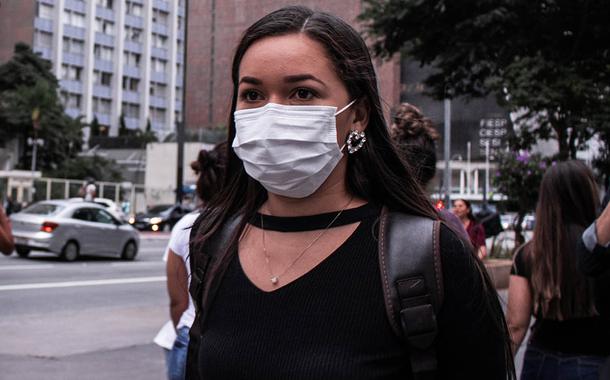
185, 206, 443, 380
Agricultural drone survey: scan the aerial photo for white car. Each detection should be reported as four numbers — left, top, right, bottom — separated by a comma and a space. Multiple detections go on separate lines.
69, 197, 127, 221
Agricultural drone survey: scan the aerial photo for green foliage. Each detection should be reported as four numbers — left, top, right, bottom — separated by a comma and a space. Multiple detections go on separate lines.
47, 155, 123, 182
118, 114, 128, 136
90, 116, 101, 137
493, 151, 551, 243
0, 43, 83, 170
360, 0, 610, 165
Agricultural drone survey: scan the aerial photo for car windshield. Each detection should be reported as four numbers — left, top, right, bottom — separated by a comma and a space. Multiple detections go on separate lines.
21, 203, 63, 215
147, 205, 172, 214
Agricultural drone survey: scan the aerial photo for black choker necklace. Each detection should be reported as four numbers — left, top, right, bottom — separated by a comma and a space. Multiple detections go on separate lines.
250, 203, 379, 232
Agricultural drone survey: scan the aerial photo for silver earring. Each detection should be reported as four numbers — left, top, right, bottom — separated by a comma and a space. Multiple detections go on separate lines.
346, 129, 366, 154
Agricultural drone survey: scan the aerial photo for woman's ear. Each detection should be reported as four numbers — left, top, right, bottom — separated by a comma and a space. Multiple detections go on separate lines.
351, 99, 370, 132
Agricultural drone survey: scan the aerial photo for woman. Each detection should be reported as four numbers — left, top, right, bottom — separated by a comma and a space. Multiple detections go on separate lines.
507, 161, 610, 379
453, 198, 487, 259
163, 143, 226, 380
188, 6, 513, 379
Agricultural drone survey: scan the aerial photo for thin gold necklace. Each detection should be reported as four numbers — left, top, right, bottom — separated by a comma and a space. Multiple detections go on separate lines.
260, 197, 353, 285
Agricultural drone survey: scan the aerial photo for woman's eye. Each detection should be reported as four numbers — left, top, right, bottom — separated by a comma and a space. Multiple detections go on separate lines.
242, 90, 261, 102
295, 88, 315, 100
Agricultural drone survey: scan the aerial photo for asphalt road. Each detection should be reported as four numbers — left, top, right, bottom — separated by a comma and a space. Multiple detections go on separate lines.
0, 233, 171, 380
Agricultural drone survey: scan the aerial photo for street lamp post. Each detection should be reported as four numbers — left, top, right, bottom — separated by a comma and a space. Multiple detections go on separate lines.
443, 98, 452, 206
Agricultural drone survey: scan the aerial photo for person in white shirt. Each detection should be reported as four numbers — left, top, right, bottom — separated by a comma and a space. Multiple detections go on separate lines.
158, 143, 226, 380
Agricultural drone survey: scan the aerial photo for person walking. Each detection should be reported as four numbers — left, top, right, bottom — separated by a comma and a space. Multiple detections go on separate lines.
157, 143, 226, 380
452, 198, 487, 259
184, 6, 514, 379
507, 161, 610, 379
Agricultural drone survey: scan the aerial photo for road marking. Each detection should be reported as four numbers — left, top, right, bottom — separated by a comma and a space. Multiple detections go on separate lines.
0, 276, 167, 291
0, 264, 55, 271
110, 261, 163, 267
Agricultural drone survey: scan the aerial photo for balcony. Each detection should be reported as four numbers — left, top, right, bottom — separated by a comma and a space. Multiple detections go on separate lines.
124, 14, 144, 29
93, 85, 112, 98
122, 91, 140, 103
125, 117, 140, 129
95, 32, 115, 47
39, 0, 55, 5
123, 41, 142, 53
150, 71, 167, 84
153, 0, 170, 12
151, 121, 166, 131
34, 17, 54, 33
63, 25, 86, 39
33, 46, 53, 60
150, 47, 168, 60
175, 99, 182, 111
149, 96, 166, 108
123, 66, 141, 78
62, 52, 85, 66
152, 23, 168, 36
64, 0, 86, 13
59, 80, 83, 94
94, 113, 111, 125
65, 108, 82, 119
94, 59, 114, 72
95, 6, 115, 21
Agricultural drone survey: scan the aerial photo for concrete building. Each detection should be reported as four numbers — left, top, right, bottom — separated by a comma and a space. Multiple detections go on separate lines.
0, 0, 186, 139
184, 0, 401, 131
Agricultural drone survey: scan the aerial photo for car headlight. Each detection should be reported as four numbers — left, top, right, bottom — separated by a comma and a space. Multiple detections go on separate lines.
149, 217, 162, 225
128, 217, 135, 224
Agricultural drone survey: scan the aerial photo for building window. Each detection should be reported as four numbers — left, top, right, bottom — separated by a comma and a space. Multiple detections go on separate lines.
61, 91, 82, 109
122, 76, 140, 92
95, 0, 114, 9
151, 58, 167, 73
37, 3, 54, 19
152, 33, 168, 49
94, 71, 112, 87
122, 102, 140, 118
61, 64, 82, 81
152, 9, 169, 26
62, 37, 85, 54
150, 107, 166, 124
93, 97, 112, 114
125, 26, 142, 43
126, 1, 143, 17
95, 18, 115, 36
94, 45, 114, 61
124, 51, 141, 67
34, 31, 53, 49
149, 82, 167, 97
63, 10, 86, 28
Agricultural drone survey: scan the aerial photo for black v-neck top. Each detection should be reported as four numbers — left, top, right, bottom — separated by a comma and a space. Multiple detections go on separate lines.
198, 205, 508, 379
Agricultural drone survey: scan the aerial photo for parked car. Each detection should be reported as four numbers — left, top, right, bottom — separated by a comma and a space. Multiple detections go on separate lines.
9, 200, 139, 261
68, 197, 127, 221
130, 204, 192, 232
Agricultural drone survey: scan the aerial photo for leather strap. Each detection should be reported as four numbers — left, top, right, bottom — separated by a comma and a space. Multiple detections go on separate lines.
378, 206, 443, 377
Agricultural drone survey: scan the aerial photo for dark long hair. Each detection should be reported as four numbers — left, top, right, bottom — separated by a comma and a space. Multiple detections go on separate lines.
530, 160, 599, 320
454, 198, 477, 223
190, 142, 227, 204
194, 6, 514, 377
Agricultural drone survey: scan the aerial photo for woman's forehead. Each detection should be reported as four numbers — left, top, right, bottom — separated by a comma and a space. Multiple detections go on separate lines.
238, 34, 336, 82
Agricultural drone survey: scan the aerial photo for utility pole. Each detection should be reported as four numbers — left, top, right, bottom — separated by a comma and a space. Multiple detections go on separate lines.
176, 0, 189, 204
443, 98, 452, 206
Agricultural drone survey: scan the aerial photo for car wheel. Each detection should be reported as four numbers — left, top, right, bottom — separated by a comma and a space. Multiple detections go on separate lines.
61, 241, 79, 262
16, 245, 30, 258
121, 241, 137, 261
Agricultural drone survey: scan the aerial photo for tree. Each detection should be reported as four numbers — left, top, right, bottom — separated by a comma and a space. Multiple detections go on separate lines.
48, 155, 123, 183
0, 43, 83, 171
360, 0, 610, 164
118, 113, 128, 136
90, 116, 101, 137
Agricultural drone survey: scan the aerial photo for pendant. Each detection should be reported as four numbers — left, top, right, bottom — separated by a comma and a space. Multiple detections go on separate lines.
270, 276, 279, 285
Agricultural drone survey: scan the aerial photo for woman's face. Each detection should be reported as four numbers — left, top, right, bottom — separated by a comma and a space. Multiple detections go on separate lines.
236, 33, 362, 146
452, 200, 469, 219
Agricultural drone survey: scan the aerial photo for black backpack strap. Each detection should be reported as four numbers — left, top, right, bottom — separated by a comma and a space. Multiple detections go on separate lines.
186, 212, 242, 380
378, 206, 443, 379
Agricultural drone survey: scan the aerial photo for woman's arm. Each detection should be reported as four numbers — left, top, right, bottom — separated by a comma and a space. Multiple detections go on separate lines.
436, 225, 513, 379
166, 249, 189, 328
506, 275, 532, 354
0, 206, 14, 255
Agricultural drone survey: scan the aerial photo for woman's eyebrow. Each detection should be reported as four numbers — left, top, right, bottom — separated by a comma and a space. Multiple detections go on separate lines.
284, 74, 326, 87
239, 76, 262, 85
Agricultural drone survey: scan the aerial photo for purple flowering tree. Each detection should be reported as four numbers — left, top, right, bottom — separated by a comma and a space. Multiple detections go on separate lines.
493, 151, 551, 247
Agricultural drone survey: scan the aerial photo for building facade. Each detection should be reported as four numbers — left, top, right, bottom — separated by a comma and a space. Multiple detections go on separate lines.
0, 0, 186, 139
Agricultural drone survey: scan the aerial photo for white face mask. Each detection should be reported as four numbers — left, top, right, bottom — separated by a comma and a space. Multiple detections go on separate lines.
232, 100, 356, 198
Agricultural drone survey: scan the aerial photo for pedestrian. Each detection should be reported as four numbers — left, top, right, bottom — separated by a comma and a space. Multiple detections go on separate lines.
156, 143, 226, 380
184, 6, 514, 379
507, 161, 610, 379
0, 203, 14, 255
452, 198, 487, 259
390, 102, 468, 240
577, 194, 610, 276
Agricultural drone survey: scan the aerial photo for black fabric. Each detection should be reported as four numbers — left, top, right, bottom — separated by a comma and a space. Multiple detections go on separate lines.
197, 208, 508, 379
250, 202, 379, 232
511, 246, 610, 356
